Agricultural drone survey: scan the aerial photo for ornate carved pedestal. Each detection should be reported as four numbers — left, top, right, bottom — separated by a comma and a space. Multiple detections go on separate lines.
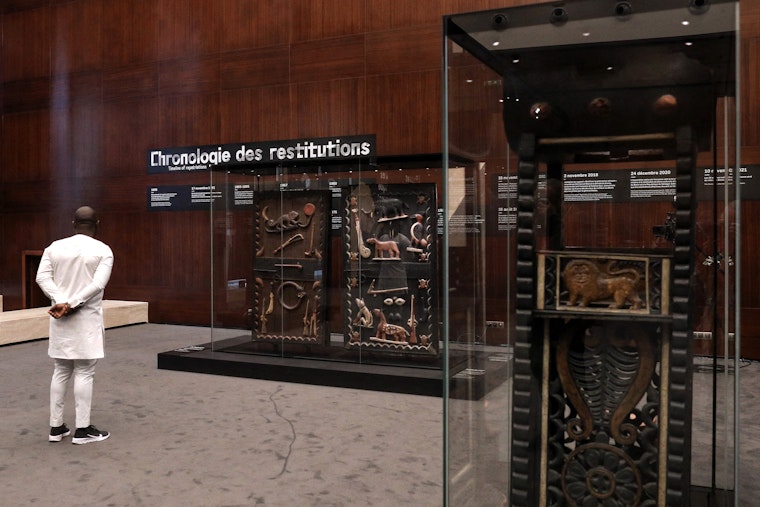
511, 129, 697, 506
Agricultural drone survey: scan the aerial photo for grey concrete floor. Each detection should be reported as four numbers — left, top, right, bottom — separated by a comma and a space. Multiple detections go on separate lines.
1, 323, 758, 506
1, 324, 443, 507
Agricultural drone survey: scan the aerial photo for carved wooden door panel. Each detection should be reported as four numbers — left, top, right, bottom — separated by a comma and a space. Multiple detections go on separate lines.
511, 129, 697, 506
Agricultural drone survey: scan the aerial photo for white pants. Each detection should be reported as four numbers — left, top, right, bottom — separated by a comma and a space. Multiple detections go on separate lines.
50, 358, 98, 429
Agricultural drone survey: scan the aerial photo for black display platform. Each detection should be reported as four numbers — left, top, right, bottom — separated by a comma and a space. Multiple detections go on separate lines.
157, 336, 511, 399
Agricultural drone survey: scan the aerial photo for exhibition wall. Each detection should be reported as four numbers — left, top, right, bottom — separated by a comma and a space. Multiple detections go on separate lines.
1, 0, 759, 354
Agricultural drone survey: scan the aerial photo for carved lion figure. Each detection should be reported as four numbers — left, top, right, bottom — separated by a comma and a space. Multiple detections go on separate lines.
562, 259, 643, 310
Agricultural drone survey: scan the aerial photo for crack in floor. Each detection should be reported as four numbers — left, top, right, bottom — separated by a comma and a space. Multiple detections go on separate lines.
269, 386, 296, 478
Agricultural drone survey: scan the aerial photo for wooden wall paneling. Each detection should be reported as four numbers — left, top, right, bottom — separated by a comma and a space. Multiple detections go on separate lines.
149, 287, 211, 325
447, 65, 506, 160
741, 0, 760, 38
162, 212, 211, 287
365, 70, 442, 155
444, 0, 519, 16
742, 309, 760, 358
366, 0, 445, 32
101, 210, 212, 325
365, 24, 442, 76
219, 46, 291, 91
52, 0, 104, 76
46, 180, 106, 228
219, 86, 294, 142
102, 211, 169, 288
293, 78, 366, 138
102, 98, 159, 176
165, 212, 211, 290
0, 213, 49, 309
100, 0, 159, 68
103, 64, 159, 102
290, 0, 366, 41
740, 201, 759, 307
1, 0, 49, 14
158, 56, 220, 96
219, 0, 291, 52
49, 103, 104, 180
0, 182, 53, 216
98, 174, 162, 214
290, 0, 326, 42
1, 110, 51, 182
49, 71, 103, 109
290, 35, 366, 84
742, 37, 760, 153
157, 93, 221, 147
1, 7, 51, 82
363, 0, 394, 33
562, 201, 674, 250
156, 0, 221, 61
0, 0, 756, 334
1, 77, 51, 114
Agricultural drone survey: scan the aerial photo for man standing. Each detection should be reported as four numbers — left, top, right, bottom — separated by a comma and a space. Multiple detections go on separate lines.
36, 206, 114, 444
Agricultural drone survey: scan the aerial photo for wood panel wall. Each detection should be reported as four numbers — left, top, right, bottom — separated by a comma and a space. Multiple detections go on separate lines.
1, 0, 758, 354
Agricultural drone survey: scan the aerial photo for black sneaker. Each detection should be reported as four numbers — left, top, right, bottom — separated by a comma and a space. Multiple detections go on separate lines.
49, 424, 71, 442
72, 425, 110, 445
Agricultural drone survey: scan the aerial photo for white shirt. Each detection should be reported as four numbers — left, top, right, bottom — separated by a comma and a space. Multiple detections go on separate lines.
36, 233, 114, 359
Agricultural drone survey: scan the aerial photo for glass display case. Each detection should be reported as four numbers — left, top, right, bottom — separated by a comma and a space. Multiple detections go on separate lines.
209, 161, 440, 349
444, 0, 740, 505
196, 153, 466, 395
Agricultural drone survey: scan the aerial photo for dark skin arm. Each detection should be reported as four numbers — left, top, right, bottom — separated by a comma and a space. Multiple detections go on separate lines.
48, 302, 82, 319
48, 303, 70, 319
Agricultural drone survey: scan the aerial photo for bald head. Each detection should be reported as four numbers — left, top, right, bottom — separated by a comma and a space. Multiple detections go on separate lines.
73, 206, 99, 236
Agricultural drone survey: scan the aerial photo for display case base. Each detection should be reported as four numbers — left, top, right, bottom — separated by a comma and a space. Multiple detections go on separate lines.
157, 336, 510, 399
689, 486, 734, 506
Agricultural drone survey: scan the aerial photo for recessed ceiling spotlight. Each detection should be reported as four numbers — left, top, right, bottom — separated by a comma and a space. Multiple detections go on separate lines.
492, 41, 500, 47
689, 0, 711, 15
491, 13, 509, 30
681, 20, 690, 26
614, 2, 633, 20
550, 7, 568, 25
582, 32, 591, 37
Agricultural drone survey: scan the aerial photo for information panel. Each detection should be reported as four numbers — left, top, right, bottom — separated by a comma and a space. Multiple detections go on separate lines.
490, 165, 758, 232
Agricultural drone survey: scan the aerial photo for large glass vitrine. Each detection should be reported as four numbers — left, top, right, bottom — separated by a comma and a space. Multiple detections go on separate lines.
444, 1, 740, 505
207, 155, 462, 396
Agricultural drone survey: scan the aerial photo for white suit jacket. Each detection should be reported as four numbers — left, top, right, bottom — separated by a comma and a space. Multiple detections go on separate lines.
36, 233, 114, 359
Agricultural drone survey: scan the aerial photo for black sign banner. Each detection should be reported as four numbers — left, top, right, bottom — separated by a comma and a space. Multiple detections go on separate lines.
147, 135, 376, 174
489, 165, 759, 232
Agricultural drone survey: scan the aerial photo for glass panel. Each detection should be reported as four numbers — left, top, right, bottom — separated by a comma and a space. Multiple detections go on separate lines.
209, 157, 446, 378
443, 40, 515, 506
445, 0, 740, 505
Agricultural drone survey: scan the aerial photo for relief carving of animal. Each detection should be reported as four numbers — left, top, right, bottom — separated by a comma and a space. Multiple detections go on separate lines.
366, 237, 400, 258
372, 308, 409, 342
352, 298, 373, 328
262, 206, 309, 232
562, 259, 643, 310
